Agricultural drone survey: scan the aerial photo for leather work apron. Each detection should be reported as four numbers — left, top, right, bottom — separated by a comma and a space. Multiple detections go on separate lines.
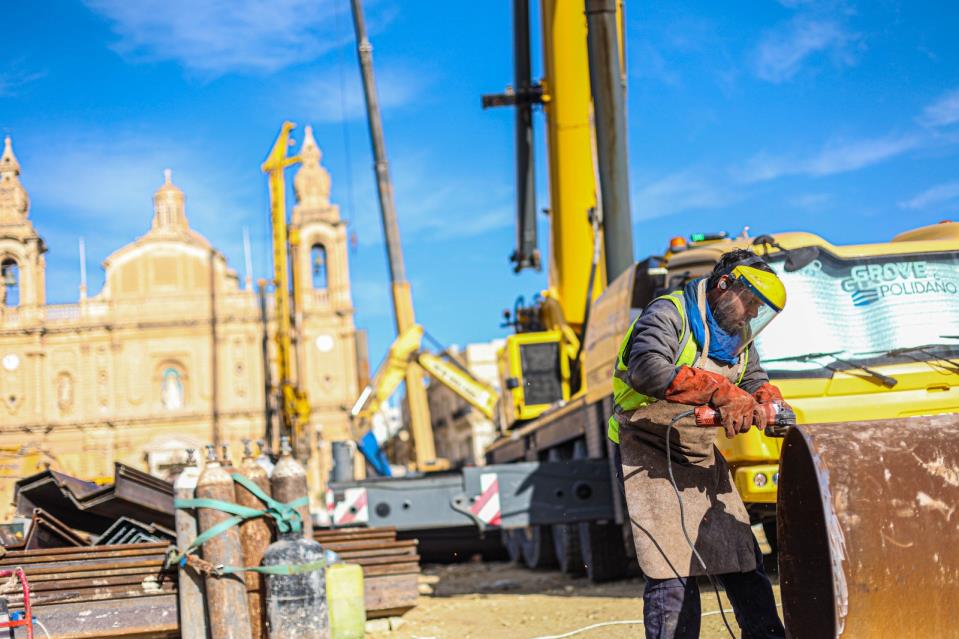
618, 282, 757, 580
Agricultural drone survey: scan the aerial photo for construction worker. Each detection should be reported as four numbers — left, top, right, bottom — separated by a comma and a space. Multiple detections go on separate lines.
608, 249, 788, 639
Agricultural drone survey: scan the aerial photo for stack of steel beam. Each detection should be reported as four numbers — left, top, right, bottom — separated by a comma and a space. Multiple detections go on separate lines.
1, 542, 176, 638
0, 529, 419, 635
14, 508, 89, 550
315, 527, 419, 619
14, 464, 174, 535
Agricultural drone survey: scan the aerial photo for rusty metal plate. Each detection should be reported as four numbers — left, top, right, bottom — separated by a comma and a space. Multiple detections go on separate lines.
778, 415, 959, 638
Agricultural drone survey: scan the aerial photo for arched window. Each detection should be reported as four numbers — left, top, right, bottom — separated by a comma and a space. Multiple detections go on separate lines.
161, 367, 184, 410
311, 244, 328, 289
1, 259, 19, 307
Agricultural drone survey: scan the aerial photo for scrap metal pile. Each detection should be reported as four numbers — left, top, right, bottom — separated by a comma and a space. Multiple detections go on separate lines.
0, 442, 420, 638
1, 542, 177, 638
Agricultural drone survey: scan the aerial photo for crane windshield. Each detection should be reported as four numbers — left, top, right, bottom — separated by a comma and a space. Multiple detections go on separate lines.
755, 249, 959, 375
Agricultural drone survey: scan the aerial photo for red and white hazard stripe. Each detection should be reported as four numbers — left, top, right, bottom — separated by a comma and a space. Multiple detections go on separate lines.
469, 473, 501, 527
324, 488, 336, 521
332, 487, 369, 526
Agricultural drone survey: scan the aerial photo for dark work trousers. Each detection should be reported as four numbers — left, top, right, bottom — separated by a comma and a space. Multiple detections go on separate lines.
611, 443, 785, 639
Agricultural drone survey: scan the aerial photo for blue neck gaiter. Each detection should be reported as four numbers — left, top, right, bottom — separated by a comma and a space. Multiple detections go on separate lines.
682, 278, 740, 365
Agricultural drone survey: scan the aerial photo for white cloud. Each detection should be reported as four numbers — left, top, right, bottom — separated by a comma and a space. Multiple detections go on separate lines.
0, 64, 45, 96
15, 128, 266, 300
634, 169, 740, 218
83, 0, 357, 75
899, 181, 959, 210
919, 89, 959, 128
344, 153, 513, 246
632, 43, 682, 87
792, 192, 832, 208
23, 131, 255, 232
295, 65, 428, 122
754, 16, 860, 83
806, 134, 921, 175
736, 134, 922, 183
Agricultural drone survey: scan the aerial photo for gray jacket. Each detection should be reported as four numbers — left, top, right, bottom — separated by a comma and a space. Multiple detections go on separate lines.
625, 297, 769, 399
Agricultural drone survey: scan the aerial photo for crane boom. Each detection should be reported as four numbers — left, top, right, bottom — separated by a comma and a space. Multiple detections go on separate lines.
350, 0, 442, 471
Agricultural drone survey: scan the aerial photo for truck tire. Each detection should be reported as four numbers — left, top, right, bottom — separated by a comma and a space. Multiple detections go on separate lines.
521, 525, 558, 569
503, 528, 526, 564
552, 523, 585, 575
578, 521, 627, 582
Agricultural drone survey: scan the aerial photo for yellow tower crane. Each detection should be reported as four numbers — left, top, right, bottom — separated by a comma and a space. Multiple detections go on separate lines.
261, 121, 311, 460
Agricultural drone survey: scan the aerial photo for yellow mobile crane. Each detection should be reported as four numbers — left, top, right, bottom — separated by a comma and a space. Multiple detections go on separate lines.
483, 0, 630, 424
329, 5, 959, 622
261, 122, 311, 460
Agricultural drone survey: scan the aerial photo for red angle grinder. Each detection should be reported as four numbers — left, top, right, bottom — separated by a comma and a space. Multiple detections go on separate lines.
693, 401, 797, 437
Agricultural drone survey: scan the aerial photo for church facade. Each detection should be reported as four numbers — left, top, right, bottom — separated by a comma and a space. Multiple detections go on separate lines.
0, 129, 362, 519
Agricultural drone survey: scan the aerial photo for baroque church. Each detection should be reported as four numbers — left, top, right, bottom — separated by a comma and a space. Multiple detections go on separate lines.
0, 128, 362, 519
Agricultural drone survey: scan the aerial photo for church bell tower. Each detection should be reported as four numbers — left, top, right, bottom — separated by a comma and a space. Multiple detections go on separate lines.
290, 126, 361, 482
0, 136, 45, 308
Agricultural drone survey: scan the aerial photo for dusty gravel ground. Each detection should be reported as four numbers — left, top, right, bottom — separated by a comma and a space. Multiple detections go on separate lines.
368, 559, 783, 639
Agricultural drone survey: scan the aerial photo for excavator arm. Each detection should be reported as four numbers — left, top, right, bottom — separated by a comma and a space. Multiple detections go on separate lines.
350, 324, 500, 468
351, 324, 425, 426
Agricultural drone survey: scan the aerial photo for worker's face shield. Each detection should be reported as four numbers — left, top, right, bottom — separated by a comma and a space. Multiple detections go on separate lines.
710, 265, 786, 355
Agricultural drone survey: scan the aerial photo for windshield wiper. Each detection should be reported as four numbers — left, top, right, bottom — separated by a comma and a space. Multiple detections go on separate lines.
763, 351, 898, 388
864, 344, 959, 374
763, 351, 844, 363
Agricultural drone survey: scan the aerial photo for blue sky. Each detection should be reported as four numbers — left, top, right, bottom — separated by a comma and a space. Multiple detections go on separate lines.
2, 0, 958, 363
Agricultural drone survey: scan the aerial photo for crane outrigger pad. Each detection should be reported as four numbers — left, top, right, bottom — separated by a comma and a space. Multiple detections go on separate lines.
778, 415, 959, 638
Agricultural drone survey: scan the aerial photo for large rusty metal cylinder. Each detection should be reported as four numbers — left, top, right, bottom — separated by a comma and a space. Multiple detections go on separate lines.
236, 440, 273, 639
174, 449, 209, 639
271, 436, 313, 538
197, 444, 253, 639
778, 416, 959, 638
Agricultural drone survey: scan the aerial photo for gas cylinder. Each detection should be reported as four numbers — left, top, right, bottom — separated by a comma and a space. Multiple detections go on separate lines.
197, 444, 253, 639
256, 439, 276, 475
221, 443, 238, 473
270, 437, 313, 538
262, 531, 329, 639
236, 440, 273, 639
174, 449, 209, 639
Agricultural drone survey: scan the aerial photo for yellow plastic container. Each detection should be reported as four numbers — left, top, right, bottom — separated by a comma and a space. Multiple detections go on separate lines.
326, 562, 366, 639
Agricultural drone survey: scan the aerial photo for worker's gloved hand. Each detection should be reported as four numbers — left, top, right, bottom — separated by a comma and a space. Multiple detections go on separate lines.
753, 382, 794, 413
713, 382, 764, 438
753, 382, 784, 404
665, 366, 764, 437
663, 366, 730, 405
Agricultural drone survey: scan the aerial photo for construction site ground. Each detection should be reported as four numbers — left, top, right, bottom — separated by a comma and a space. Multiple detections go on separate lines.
368, 558, 783, 639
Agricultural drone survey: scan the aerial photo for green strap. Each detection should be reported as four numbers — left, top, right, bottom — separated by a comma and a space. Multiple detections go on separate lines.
230, 473, 307, 534
171, 477, 311, 567
219, 559, 327, 576
183, 514, 245, 555
176, 497, 267, 521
